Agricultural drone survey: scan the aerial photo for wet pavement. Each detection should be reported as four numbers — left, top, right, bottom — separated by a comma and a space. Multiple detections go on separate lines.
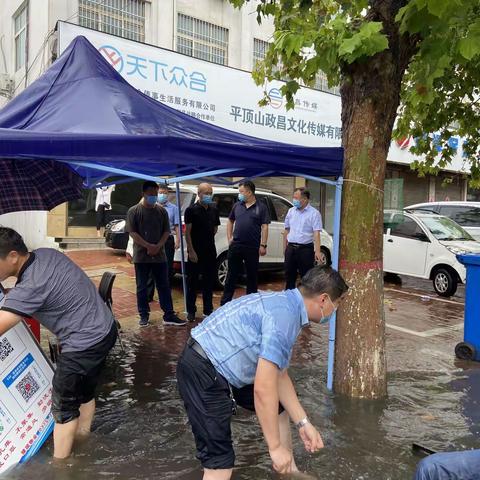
7, 250, 480, 480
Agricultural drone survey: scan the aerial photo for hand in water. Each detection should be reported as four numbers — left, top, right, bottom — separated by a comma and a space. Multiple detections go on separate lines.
299, 423, 324, 453
269, 445, 293, 474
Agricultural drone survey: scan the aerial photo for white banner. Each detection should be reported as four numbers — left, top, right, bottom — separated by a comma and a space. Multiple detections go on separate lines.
0, 290, 54, 476
58, 22, 342, 148
58, 22, 469, 173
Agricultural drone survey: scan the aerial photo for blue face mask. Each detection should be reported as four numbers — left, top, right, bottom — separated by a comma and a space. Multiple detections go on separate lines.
202, 195, 213, 204
157, 193, 168, 204
319, 296, 338, 324
292, 199, 302, 209
146, 195, 158, 206
238, 193, 246, 203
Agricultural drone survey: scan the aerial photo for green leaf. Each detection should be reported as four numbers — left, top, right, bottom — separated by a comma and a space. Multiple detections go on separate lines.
338, 22, 388, 63
427, 0, 448, 17
459, 36, 480, 60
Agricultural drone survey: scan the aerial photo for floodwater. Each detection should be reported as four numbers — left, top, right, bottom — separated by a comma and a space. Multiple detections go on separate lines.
7, 277, 480, 480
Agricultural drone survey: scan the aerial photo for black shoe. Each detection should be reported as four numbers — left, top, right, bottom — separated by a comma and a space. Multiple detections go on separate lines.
139, 317, 149, 327
187, 312, 196, 322
164, 315, 187, 326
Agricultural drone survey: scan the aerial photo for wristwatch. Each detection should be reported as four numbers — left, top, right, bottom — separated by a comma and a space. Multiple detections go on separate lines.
296, 417, 309, 429
261, 244, 267, 248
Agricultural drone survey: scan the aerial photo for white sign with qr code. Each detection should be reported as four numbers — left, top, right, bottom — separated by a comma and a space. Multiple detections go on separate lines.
0, 290, 54, 475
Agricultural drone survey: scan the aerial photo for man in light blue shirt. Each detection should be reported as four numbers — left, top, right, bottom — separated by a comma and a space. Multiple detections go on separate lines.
284, 187, 323, 290
157, 184, 180, 284
176, 265, 349, 479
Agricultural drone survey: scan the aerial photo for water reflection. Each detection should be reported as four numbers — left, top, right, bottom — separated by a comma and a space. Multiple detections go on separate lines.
7, 320, 479, 480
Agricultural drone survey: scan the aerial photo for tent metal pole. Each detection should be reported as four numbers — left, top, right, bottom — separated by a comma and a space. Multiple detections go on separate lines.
165, 168, 242, 184
280, 171, 338, 186
176, 182, 188, 314
327, 176, 343, 391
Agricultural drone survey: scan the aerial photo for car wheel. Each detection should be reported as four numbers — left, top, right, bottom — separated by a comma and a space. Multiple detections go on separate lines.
216, 254, 228, 289
433, 268, 458, 297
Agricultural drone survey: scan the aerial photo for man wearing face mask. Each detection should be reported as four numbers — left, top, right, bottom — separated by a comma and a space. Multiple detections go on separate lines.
220, 180, 270, 306
125, 181, 185, 327
184, 183, 220, 322
177, 265, 348, 479
284, 188, 323, 290
0, 228, 117, 459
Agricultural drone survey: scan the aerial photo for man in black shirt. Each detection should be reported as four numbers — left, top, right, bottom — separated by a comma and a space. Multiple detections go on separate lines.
220, 180, 270, 305
126, 181, 185, 327
185, 183, 220, 322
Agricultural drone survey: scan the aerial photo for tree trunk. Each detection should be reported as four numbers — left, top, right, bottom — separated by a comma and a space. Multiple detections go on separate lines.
333, 2, 415, 398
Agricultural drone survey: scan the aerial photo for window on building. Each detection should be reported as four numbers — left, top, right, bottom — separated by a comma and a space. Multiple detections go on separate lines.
252, 38, 339, 95
253, 38, 269, 68
14, 4, 27, 72
79, 0, 146, 42
313, 71, 340, 95
177, 14, 229, 65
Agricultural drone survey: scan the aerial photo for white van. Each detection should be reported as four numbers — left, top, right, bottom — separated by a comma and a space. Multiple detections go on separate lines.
118, 184, 333, 288
383, 210, 480, 297
405, 202, 480, 241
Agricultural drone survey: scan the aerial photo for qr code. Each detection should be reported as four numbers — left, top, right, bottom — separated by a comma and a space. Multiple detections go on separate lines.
15, 372, 40, 403
0, 337, 14, 362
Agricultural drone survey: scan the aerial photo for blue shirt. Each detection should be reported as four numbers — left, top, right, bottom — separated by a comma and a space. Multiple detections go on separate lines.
161, 201, 180, 233
285, 204, 323, 244
191, 289, 309, 388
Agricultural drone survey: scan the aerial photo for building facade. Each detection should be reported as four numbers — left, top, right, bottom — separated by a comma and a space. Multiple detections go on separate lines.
0, 0, 472, 245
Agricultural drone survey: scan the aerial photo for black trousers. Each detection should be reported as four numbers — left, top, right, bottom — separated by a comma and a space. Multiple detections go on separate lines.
221, 244, 259, 305
147, 236, 175, 300
284, 243, 315, 290
186, 253, 216, 315
96, 204, 107, 230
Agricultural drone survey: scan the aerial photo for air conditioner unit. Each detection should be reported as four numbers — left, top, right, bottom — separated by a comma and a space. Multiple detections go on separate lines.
0, 74, 14, 98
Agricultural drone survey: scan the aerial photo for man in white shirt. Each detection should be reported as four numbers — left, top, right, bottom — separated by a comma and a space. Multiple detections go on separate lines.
283, 188, 323, 289
95, 185, 115, 237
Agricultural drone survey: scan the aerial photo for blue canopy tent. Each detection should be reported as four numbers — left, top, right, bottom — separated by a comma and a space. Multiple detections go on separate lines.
0, 36, 344, 389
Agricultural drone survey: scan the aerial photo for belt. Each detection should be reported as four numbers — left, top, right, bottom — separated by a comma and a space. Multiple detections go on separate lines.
187, 337, 209, 360
288, 242, 314, 248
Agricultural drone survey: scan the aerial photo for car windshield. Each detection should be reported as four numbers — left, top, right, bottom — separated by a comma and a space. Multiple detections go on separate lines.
421, 216, 475, 241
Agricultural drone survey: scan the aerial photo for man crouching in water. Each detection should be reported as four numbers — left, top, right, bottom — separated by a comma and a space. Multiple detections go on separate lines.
177, 265, 348, 479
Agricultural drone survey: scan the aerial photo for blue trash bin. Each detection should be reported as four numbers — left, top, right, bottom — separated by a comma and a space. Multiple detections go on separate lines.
456, 254, 480, 361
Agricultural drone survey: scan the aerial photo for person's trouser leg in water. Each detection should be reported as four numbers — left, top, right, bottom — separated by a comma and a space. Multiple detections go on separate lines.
52, 324, 117, 458
414, 450, 480, 480
220, 245, 243, 305
177, 344, 235, 479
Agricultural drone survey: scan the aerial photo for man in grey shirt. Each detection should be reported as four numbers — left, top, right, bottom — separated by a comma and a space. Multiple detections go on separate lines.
125, 181, 185, 327
0, 227, 117, 459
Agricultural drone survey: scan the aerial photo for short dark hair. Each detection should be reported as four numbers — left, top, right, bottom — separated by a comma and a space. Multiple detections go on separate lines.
239, 180, 255, 194
158, 183, 170, 192
0, 227, 28, 259
299, 265, 348, 301
295, 187, 310, 200
142, 181, 159, 192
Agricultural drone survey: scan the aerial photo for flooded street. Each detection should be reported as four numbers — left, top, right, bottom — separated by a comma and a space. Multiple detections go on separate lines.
6, 252, 479, 480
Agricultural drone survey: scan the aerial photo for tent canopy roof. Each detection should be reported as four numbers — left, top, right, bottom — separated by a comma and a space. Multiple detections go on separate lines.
0, 36, 343, 184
